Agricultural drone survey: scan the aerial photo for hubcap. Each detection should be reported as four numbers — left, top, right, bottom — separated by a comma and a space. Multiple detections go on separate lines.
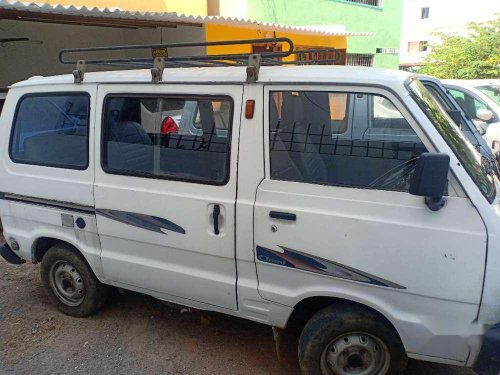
49, 261, 85, 306
320, 332, 390, 375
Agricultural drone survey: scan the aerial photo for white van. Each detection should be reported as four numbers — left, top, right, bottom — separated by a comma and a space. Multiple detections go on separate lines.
0, 40, 499, 375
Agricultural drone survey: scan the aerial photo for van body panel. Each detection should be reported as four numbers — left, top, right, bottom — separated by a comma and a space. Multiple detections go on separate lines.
253, 84, 488, 363
0, 199, 102, 277
477, 203, 500, 324
254, 180, 486, 362
93, 84, 243, 310
0, 85, 97, 207
254, 180, 486, 304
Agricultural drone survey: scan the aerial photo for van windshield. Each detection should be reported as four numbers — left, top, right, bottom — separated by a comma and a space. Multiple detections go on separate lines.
408, 78, 496, 203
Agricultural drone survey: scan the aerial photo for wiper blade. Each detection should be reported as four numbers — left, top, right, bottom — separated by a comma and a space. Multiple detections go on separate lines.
481, 154, 499, 177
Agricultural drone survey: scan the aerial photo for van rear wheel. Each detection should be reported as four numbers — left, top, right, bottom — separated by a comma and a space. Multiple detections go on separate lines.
40, 243, 108, 317
298, 304, 407, 375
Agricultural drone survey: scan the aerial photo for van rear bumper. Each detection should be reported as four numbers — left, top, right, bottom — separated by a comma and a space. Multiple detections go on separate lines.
0, 242, 25, 265
474, 323, 500, 375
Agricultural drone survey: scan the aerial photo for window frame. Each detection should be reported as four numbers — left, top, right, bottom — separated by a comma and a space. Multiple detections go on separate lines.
408, 78, 496, 203
9, 91, 91, 170
418, 41, 429, 52
264, 84, 446, 192
100, 93, 234, 186
420, 7, 430, 19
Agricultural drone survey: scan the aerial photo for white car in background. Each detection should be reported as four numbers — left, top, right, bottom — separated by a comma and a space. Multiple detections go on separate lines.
443, 80, 500, 153
443, 80, 500, 128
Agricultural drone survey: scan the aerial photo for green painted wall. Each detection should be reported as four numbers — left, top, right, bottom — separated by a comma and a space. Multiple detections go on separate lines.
247, 0, 404, 69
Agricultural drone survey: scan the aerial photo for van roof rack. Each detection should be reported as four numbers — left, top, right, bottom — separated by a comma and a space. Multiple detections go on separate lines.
58, 38, 341, 84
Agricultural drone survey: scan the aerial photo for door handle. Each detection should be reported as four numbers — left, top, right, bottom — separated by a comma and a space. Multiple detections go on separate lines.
213, 204, 221, 235
269, 211, 296, 221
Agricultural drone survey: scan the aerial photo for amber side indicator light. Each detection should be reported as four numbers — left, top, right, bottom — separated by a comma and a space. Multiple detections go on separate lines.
245, 100, 255, 119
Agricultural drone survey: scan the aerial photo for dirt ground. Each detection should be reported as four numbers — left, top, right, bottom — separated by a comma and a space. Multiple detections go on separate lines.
0, 259, 473, 375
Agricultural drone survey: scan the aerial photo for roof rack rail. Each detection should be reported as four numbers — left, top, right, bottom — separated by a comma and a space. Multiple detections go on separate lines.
59, 38, 341, 83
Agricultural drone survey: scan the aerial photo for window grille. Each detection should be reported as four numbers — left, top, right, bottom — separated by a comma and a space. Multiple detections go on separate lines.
347, 53, 374, 67
419, 41, 429, 52
345, 0, 382, 7
268, 91, 427, 191
376, 47, 399, 55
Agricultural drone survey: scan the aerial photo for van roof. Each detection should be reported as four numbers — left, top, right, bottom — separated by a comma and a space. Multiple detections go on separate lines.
11, 65, 413, 88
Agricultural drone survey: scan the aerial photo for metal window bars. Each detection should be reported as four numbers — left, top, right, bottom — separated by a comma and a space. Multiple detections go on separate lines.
58, 38, 341, 84
346, 53, 374, 67
270, 122, 426, 162
345, 0, 382, 7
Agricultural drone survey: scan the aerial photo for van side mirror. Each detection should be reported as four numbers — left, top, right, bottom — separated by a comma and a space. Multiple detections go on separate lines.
409, 153, 450, 211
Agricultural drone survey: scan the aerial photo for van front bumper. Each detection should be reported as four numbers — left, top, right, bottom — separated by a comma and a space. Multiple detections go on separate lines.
474, 323, 500, 375
0, 242, 25, 265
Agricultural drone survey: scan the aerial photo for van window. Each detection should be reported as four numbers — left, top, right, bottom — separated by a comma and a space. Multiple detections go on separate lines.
10, 93, 90, 169
371, 96, 411, 130
193, 100, 231, 131
269, 91, 428, 192
271, 92, 349, 134
102, 95, 232, 185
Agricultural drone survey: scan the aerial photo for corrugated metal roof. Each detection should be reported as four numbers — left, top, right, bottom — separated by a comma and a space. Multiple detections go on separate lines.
0, 0, 372, 37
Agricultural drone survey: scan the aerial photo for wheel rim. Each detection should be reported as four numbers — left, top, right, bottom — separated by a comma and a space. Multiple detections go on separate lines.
320, 332, 390, 375
49, 260, 85, 307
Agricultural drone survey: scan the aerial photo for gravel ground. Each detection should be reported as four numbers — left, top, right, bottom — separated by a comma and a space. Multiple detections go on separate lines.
0, 259, 473, 375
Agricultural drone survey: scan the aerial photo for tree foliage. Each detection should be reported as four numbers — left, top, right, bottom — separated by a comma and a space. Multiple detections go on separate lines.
419, 18, 500, 79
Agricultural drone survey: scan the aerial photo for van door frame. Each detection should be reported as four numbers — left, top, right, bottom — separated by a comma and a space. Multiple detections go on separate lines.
93, 83, 244, 311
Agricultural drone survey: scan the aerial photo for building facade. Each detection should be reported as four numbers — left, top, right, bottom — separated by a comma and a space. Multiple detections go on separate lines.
0, 0, 369, 89
242, 0, 405, 69
42, 0, 208, 14
399, 0, 500, 69
15, 0, 400, 69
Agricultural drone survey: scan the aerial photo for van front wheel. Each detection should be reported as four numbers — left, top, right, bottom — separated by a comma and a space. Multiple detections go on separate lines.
40, 243, 108, 317
298, 304, 407, 375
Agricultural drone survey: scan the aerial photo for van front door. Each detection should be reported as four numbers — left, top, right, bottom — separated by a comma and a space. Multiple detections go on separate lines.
253, 86, 486, 359
94, 84, 242, 310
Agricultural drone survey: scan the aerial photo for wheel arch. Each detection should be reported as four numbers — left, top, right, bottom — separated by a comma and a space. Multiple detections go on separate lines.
286, 295, 405, 349
32, 236, 91, 267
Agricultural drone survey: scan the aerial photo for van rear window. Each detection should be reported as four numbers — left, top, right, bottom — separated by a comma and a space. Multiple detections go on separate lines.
101, 95, 233, 185
9, 93, 90, 169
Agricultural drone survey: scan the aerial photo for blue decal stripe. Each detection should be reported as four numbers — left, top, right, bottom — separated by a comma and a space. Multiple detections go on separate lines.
256, 246, 405, 290
96, 209, 186, 235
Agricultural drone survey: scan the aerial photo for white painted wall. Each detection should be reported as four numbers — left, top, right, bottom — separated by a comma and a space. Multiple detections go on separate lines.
208, 0, 248, 18
0, 20, 206, 88
399, 0, 500, 66
218, 0, 248, 18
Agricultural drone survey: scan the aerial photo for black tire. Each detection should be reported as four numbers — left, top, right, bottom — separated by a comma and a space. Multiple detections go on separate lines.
298, 303, 407, 375
40, 243, 108, 317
